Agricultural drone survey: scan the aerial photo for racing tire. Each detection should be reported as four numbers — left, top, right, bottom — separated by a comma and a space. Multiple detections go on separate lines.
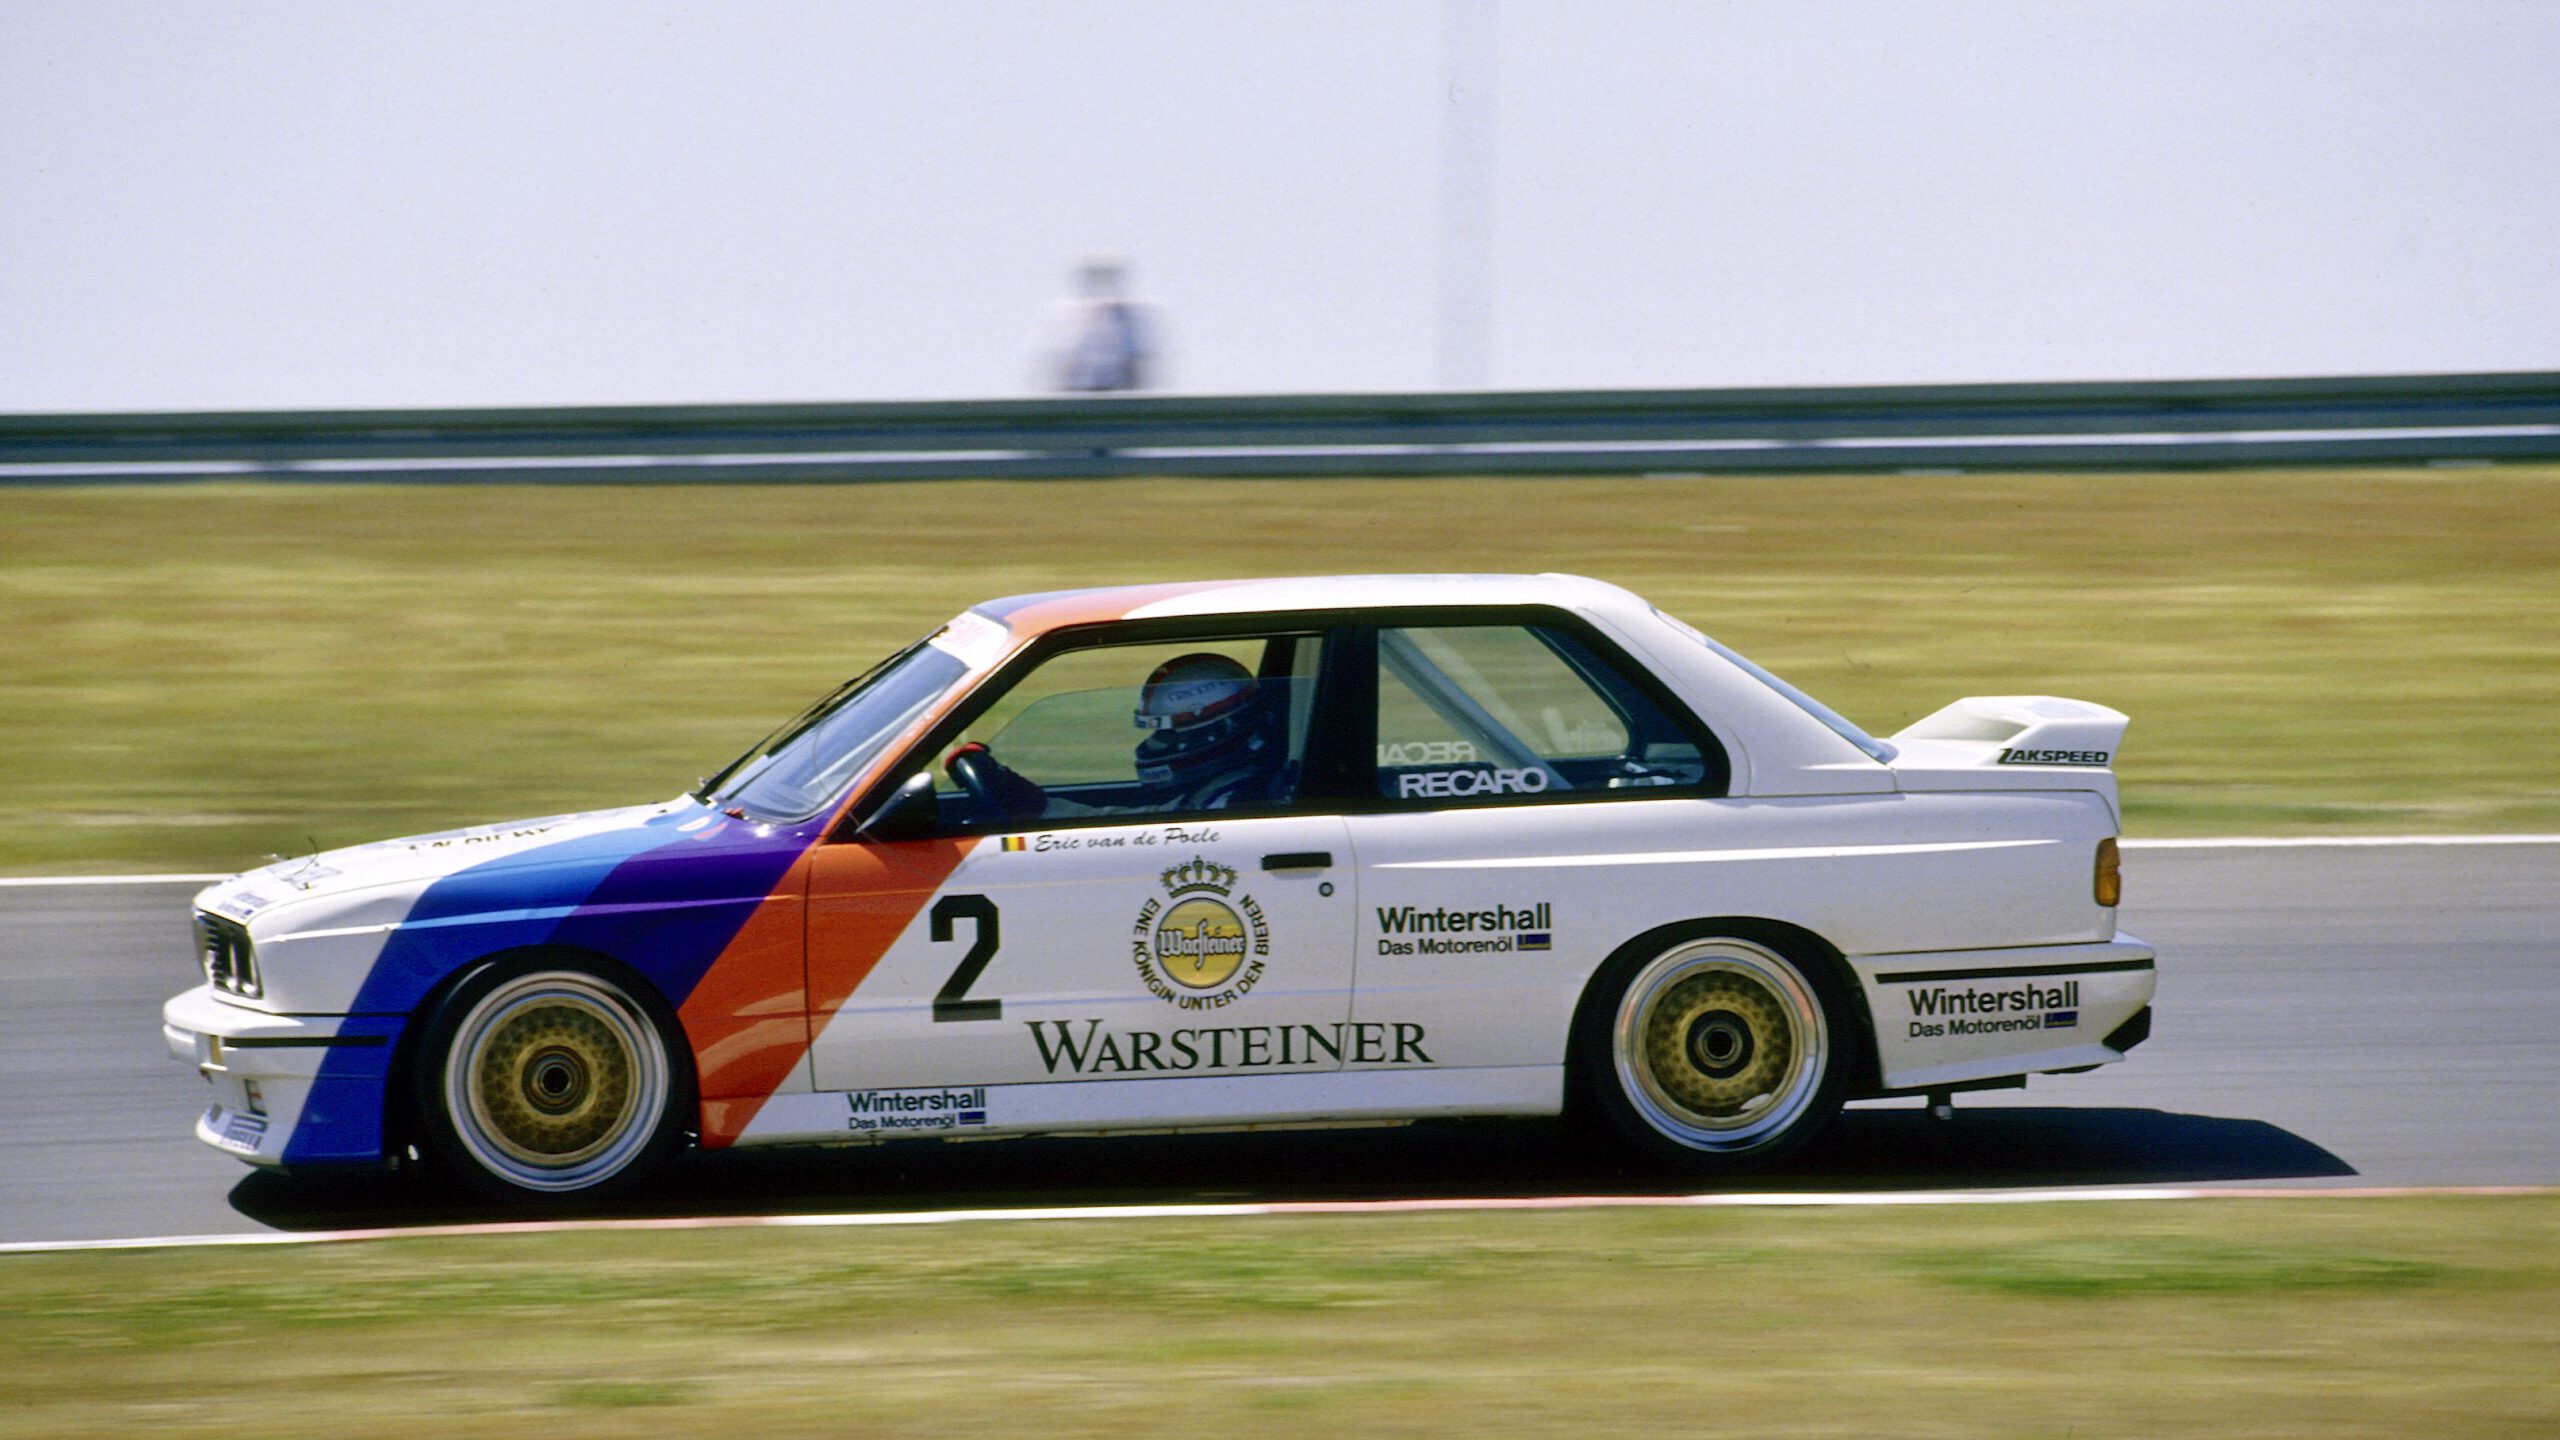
1573, 930, 1850, 1174
411, 958, 692, 1204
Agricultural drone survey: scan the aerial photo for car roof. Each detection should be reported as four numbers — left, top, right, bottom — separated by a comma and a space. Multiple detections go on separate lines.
970, 573, 1651, 638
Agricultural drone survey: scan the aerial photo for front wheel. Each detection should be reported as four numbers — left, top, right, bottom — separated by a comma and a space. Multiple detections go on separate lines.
414, 962, 691, 1202
1576, 933, 1849, 1172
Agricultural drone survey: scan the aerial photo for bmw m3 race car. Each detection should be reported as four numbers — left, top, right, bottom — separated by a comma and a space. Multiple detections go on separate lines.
165, 574, 2154, 1201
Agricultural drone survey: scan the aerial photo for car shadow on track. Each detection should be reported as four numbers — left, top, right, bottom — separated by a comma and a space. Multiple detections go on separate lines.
225, 1104, 2355, 1232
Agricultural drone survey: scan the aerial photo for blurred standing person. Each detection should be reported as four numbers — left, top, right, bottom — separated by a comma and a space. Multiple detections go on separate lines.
1039, 257, 1157, 392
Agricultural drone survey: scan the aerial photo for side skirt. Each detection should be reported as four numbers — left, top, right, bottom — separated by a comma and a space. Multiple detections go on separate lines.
730, 1065, 1564, 1148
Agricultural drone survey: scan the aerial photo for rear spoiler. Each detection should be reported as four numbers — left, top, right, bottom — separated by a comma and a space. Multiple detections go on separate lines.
1890, 696, 2128, 772
1894, 691, 2129, 809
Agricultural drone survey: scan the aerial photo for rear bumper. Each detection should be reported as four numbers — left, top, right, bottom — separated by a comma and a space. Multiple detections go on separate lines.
163, 984, 400, 1167
1851, 934, 2156, 1092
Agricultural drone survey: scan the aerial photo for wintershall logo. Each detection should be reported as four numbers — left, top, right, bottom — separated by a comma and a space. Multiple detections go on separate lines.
1133, 856, 1269, 1008
1028, 1019, 1433, 1074
1376, 902, 1554, 957
1907, 980, 2079, 1016
845, 1087, 989, 1134
1905, 980, 2081, 1038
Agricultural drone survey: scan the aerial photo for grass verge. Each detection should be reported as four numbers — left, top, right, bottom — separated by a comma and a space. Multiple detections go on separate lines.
3, 1196, 2555, 1437
3, 465, 2556, 871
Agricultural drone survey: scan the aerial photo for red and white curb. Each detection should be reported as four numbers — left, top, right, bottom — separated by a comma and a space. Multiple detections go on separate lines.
3, 1185, 2549, 1256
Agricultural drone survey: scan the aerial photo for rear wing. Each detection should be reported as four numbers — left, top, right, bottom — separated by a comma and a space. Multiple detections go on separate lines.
1886, 697, 2128, 811
1892, 695, 2128, 768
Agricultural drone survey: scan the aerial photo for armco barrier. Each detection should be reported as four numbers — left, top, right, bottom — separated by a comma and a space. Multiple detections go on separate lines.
4, 371, 2557, 484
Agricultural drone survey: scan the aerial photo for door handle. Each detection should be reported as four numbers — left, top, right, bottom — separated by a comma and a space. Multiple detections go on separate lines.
1261, 851, 1333, 872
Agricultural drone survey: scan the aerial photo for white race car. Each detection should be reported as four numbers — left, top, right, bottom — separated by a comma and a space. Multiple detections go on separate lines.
165, 574, 2153, 1201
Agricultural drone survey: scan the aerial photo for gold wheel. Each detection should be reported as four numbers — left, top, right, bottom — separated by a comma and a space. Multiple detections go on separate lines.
440, 970, 671, 1194
1610, 938, 1829, 1152
468, 997, 637, 1166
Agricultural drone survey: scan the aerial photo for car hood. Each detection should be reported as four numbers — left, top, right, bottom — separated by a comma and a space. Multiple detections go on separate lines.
193, 799, 702, 925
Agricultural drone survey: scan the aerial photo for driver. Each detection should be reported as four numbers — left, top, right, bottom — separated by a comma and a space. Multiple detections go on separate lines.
1129, 653, 1285, 811
950, 652, 1288, 820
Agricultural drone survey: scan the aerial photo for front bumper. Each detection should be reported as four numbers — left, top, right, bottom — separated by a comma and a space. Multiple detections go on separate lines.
163, 984, 400, 1167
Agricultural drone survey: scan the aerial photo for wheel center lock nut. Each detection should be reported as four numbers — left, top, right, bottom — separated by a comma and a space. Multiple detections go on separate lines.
524, 1049, 588, 1113
1687, 1011, 1755, 1079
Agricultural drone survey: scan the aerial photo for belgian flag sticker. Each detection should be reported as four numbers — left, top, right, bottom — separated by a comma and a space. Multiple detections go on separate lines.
1000, 835, 1028, 853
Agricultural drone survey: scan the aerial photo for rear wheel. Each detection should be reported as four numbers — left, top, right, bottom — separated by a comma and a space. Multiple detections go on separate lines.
1577, 933, 1848, 1171
414, 962, 690, 1202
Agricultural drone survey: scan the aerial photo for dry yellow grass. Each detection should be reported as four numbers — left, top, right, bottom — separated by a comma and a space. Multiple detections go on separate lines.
3, 464, 2555, 871
4, 1197, 2555, 1437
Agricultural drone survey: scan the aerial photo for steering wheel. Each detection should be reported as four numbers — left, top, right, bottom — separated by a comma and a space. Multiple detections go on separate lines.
946, 742, 1047, 820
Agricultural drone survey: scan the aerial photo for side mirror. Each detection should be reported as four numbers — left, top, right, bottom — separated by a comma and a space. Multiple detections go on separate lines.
855, 772, 939, 844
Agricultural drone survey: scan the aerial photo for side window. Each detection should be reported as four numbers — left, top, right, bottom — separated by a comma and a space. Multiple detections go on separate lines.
1373, 624, 1711, 803
936, 633, 1325, 827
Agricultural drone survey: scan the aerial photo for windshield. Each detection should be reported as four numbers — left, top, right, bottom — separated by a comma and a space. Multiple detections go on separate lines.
705, 641, 973, 820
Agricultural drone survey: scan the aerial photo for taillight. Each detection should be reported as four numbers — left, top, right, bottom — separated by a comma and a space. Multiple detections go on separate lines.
2094, 837, 2122, 908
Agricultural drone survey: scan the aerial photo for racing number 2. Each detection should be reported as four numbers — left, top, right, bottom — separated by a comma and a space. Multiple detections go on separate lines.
930, 893, 1001, 1022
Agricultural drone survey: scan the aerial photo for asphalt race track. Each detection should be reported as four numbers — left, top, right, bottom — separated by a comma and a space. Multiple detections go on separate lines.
3, 843, 2553, 1245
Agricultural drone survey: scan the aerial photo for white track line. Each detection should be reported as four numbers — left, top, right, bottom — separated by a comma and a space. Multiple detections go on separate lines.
3, 1185, 2547, 1256
0, 873, 226, 888
4, 836, 2558, 888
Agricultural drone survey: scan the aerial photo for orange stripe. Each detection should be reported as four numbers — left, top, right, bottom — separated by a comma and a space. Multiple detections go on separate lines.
677, 848, 818, 1147
995, 579, 1249, 639
681, 836, 980, 1150
805, 836, 980, 1017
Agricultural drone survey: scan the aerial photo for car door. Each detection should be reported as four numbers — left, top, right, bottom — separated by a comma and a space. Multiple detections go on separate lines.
803, 627, 1360, 1136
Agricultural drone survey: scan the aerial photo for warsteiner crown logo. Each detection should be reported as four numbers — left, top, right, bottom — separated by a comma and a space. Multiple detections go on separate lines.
1161, 857, 1238, 898
1132, 855, 1269, 1009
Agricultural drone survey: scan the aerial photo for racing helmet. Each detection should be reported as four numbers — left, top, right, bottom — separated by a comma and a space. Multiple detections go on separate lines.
1132, 653, 1274, 791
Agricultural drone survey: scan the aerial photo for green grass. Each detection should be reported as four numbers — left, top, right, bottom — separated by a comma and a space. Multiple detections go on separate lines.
3, 1197, 2556, 1437
3, 465, 2557, 872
